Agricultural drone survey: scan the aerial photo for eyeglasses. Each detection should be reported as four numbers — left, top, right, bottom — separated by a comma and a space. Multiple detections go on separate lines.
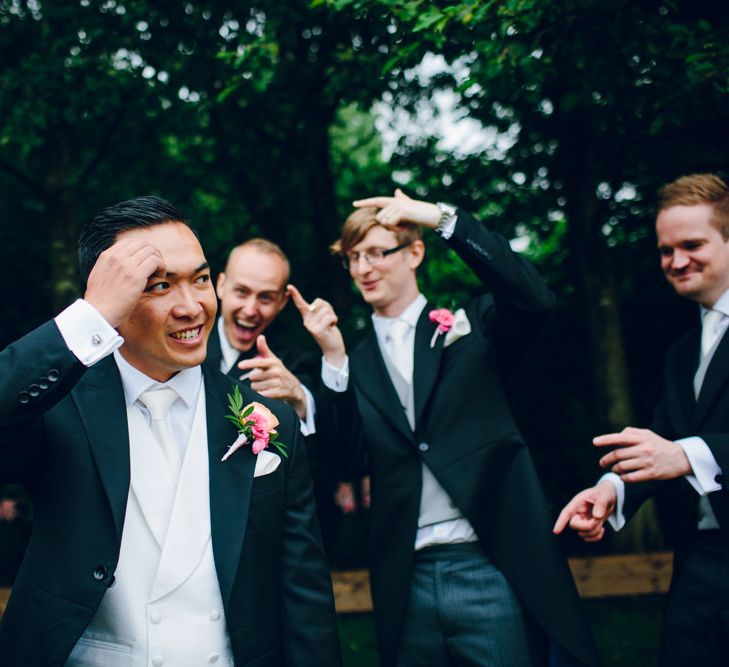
341, 242, 411, 271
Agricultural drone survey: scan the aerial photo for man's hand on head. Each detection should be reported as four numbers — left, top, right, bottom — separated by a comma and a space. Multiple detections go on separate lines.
553, 481, 617, 543
595, 427, 692, 482
288, 284, 346, 368
84, 239, 165, 328
237, 335, 308, 419
352, 188, 441, 229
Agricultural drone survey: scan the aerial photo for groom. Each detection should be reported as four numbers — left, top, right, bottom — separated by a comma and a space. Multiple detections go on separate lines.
0, 196, 340, 666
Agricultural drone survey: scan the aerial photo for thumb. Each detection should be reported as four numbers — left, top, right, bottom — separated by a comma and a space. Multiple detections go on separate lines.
256, 334, 275, 358
394, 188, 410, 200
592, 493, 608, 520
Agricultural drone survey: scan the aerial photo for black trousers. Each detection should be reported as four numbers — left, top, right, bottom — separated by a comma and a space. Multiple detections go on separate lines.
659, 530, 729, 667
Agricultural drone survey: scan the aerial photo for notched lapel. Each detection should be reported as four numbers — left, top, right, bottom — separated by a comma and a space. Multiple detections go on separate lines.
414, 306, 443, 425
352, 331, 413, 441
204, 367, 257, 607
72, 358, 130, 541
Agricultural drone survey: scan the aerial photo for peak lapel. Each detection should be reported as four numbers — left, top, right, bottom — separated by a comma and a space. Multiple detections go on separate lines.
204, 366, 257, 607
414, 306, 443, 425
352, 329, 413, 441
71, 357, 130, 541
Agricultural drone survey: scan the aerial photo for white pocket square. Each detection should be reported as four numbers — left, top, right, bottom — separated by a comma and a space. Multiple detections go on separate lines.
254, 449, 281, 477
443, 308, 471, 347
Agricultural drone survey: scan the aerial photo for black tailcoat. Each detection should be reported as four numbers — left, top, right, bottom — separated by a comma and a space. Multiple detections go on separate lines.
321, 211, 599, 667
624, 324, 729, 583
0, 321, 341, 666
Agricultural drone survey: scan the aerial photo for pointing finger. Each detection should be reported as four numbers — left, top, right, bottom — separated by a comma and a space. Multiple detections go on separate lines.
286, 284, 311, 316
256, 334, 276, 359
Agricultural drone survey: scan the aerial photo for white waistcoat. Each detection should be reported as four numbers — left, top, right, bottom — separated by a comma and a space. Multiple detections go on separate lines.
66, 389, 234, 667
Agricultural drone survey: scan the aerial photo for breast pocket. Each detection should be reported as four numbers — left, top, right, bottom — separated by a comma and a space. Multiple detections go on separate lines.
65, 636, 133, 667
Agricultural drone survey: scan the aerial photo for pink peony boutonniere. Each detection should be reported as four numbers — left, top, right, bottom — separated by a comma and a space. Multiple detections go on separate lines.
222, 385, 288, 461
428, 308, 455, 348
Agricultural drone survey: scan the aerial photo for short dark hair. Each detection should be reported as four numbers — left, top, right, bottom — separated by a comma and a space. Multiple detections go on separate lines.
78, 195, 193, 284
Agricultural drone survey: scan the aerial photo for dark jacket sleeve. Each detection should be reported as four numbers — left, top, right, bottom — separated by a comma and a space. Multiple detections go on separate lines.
0, 320, 87, 482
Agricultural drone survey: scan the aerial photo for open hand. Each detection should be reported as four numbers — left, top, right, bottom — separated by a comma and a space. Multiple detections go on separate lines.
84, 238, 165, 328
353, 188, 441, 229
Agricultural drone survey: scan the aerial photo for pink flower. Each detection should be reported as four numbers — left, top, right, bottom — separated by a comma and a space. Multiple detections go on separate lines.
429, 308, 456, 347
248, 401, 279, 430
223, 390, 287, 462
429, 308, 455, 333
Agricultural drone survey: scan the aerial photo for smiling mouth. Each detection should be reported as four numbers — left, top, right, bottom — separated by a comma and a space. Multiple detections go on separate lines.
170, 326, 202, 341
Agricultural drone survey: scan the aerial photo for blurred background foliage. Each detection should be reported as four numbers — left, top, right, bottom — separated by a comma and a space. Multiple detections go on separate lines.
1, 0, 728, 554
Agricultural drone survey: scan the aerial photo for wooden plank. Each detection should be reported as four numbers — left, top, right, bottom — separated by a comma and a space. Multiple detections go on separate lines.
0, 588, 9, 616
330, 552, 673, 613
331, 569, 372, 614
568, 551, 673, 599
0, 553, 673, 619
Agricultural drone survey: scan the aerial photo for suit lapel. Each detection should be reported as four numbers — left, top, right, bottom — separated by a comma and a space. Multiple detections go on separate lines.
204, 366, 257, 607
695, 328, 729, 426
71, 357, 130, 541
414, 304, 443, 425
352, 329, 413, 442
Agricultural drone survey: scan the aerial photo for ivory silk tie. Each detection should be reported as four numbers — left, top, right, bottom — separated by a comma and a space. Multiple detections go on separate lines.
139, 387, 182, 481
701, 309, 724, 358
387, 319, 413, 383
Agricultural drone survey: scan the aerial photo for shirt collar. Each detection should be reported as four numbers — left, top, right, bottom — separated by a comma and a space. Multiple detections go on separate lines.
371, 293, 427, 340
217, 317, 241, 374
701, 288, 729, 319
113, 349, 202, 409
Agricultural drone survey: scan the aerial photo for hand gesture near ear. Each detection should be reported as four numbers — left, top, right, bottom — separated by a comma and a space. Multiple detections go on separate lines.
353, 188, 441, 229
287, 284, 347, 369
85, 239, 165, 328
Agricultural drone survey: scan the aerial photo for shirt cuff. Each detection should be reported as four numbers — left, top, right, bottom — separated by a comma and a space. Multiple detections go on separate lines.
437, 213, 458, 239
677, 436, 723, 495
54, 299, 123, 366
321, 356, 349, 392
599, 472, 626, 531
298, 384, 316, 436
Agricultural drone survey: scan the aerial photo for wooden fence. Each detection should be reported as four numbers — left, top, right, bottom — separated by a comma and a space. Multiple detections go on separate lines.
0, 552, 672, 617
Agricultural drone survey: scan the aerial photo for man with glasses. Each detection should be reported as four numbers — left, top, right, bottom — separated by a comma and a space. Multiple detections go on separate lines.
289, 189, 598, 667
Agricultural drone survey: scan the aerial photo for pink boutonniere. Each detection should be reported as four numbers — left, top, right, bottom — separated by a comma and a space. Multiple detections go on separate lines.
428, 308, 455, 348
222, 386, 288, 461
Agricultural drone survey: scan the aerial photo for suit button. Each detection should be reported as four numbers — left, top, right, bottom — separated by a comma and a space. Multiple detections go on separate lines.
418, 443, 429, 452
38, 377, 50, 389
18, 391, 31, 405
150, 610, 161, 624
93, 565, 107, 581
28, 384, 41, 397
716, 474, 724, 485
152, 656, 164, 667
47, 369, 60, 382
108, 575, 116, 588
